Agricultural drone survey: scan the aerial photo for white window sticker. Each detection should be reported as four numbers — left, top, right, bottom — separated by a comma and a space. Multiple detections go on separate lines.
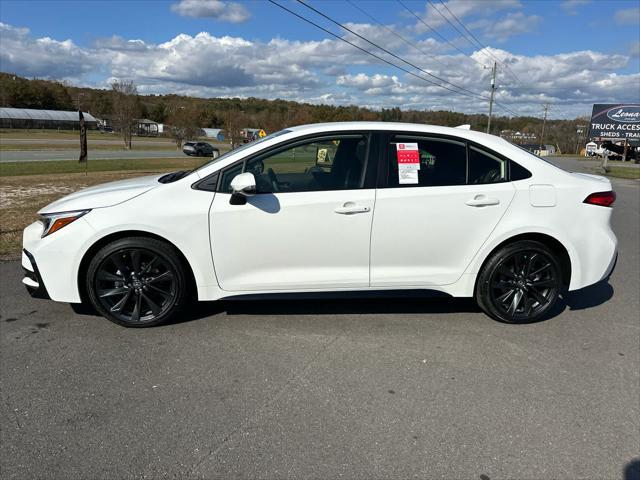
396, 142, 420, 184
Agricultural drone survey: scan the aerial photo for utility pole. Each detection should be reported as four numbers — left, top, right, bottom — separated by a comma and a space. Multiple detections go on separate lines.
539, 103, 550, 152
486, 61, 497, 134
575, 125, 585, 155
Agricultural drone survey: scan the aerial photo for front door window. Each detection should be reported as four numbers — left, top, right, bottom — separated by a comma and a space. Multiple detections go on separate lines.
220, 135, 368, 193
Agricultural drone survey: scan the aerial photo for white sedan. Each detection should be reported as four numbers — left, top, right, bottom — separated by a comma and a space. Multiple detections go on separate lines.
22, 122, 618, 327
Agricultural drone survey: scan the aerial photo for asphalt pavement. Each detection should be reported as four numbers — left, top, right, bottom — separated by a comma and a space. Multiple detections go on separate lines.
1, 157, 638, 479
0, 137, 175, 146
0, 149, 187, 162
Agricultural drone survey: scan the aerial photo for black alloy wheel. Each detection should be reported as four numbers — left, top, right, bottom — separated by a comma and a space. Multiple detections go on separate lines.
86, 238, 187, 327
476, 240, 562, 323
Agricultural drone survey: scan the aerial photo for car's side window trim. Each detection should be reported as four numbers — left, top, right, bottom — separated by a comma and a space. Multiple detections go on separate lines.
394, 135, 468, 188
468, 142, 531, 183
377, 131, 531, 188
468, 144, 509, 185
380, 132, 468, 189
214, 131, 374, 193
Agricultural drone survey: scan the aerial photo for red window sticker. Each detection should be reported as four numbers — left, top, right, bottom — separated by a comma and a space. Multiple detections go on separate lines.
396, 143, 419, 184
396, 143, 420, 165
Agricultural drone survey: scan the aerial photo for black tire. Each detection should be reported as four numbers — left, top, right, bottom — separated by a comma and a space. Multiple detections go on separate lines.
86, 237, 188, 327
475, 240, 562, 324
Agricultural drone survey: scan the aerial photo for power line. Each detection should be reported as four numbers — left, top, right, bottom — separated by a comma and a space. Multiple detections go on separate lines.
267, 0, 520, 117
345, 0, 523, 116
436, 1, 486, 52
266, 1, 476, 97
505, 79, 640, 90
428, 1, 485, 55
297, 0, 491, 102
345, 0, 450, 71
300, 0, 520, 116
396, 0, 486, 67
434, 0, 522, 84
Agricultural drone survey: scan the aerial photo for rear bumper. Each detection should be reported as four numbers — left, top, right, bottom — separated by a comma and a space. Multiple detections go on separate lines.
605, 251, 618, 280
22, 249, 50, 299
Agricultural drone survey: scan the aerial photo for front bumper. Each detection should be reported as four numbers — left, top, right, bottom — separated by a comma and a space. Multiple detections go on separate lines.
22, 249, 50, 299
22, 218, 94, 303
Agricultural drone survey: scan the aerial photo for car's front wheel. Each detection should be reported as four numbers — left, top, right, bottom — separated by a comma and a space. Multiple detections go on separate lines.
476, 240, 562, 323
86, 237, 188, 327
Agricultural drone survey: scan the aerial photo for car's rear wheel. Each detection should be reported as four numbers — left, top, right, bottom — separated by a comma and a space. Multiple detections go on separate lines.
86, 237, 187, 327
476, 240, 562, 323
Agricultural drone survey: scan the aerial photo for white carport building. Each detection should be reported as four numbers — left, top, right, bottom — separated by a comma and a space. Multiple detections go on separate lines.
0, 107, 99, 130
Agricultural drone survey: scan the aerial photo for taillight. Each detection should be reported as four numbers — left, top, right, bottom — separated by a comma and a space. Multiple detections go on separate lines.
583, 191, 616, 207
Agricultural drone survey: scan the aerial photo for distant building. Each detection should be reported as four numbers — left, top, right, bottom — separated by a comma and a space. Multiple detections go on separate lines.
0, 107, 99, 130
500, 130, 537, 144
519, 143, 556, 156
240, 128, 261, 141
137, 118, 159, 136
200, 128, 225, 141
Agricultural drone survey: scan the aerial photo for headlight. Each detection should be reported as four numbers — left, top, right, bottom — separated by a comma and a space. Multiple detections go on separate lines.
39, 210, 90, 238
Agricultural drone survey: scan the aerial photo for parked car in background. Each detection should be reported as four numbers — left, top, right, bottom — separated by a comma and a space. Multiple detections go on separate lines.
22, 122, 617, 327
183, 141, 220, 158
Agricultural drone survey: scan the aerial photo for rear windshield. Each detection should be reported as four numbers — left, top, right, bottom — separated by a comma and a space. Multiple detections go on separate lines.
512, 143, 572, 172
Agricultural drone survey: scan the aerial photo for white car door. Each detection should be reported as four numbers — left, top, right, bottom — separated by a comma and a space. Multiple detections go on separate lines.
370, 134, 516, 287
210, 134, 375, 292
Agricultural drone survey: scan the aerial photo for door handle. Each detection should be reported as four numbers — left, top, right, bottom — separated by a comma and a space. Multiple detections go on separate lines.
334, 202, 371, 214
465, 195, 500, 207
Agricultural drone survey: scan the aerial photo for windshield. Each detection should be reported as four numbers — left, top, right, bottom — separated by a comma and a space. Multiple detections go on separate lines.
194, 129, 292, 172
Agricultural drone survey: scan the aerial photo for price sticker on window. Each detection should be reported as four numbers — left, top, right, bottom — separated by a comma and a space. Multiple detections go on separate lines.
396, 142, 420, 184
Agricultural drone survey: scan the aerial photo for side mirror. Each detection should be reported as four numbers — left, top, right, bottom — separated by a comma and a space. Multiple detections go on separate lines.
229, 172, 256, 205
230, 172, 256, 196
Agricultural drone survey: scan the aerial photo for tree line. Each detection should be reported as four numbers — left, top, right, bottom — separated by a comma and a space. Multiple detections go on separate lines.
0, 72, 589, 153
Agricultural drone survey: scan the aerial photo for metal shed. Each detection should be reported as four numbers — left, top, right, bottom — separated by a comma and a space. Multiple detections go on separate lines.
0, 108, 99, 129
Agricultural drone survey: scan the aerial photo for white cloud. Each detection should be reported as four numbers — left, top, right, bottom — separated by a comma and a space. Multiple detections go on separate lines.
614, 7, 640, 25
481, 12, 542, 41
171, 0, 250, 23
560, 0, 591, 15
1, 22, 638, 119
0, 22, 98, 79
414, 0, 521, 31
630, 41, 640, 57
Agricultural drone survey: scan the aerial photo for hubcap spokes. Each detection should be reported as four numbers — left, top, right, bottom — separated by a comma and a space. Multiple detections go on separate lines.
490, 251, 558, 320
96, 249, 176, 322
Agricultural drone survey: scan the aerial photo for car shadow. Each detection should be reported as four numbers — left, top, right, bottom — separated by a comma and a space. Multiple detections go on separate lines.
535, 279, 614, 322
624, 459, 640, 480
247, 193, 280, 213
562, 280, 614, 311
69, 282, 615, 326
178, 292, 481, 322
168, 281, 615, 325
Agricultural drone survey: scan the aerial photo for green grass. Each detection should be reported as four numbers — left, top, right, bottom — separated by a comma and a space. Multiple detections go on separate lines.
0, 129, 130, 140
0, 143, 178, 151
597, 166, 640, 180
0, 157, 209, 176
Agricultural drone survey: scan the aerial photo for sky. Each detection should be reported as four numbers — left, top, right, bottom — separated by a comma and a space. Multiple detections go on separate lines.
0, 0, 639, 119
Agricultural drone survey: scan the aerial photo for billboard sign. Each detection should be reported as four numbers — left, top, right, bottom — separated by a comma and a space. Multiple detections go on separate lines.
588, 104, 640, 145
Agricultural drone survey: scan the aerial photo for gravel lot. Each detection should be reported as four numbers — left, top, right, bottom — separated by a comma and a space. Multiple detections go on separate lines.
1, 157, 638, 479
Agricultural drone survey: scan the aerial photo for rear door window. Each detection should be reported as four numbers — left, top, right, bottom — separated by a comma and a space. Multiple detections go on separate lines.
386, 136, 466, 187
468, 146, 508, 184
